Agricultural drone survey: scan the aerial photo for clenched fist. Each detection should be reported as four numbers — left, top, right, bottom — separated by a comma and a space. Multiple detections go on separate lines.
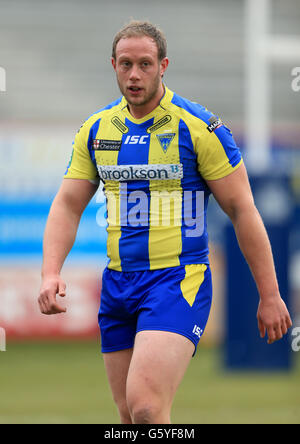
38, 275, 67, 315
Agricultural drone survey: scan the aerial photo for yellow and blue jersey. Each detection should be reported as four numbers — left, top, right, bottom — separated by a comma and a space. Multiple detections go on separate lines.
65, 86, 243, 271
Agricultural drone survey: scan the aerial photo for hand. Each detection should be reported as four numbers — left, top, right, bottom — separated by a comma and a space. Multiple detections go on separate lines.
257, 296, 292, 344
38, 275, 67, 315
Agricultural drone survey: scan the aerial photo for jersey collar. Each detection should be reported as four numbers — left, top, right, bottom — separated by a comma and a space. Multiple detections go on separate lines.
119, 85, 174, 124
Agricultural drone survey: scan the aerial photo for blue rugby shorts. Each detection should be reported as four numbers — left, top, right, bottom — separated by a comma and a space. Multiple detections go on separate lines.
98, 264, 212, 356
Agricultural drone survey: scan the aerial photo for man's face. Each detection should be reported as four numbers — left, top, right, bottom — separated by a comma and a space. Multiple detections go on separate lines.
112, 36, 168, 110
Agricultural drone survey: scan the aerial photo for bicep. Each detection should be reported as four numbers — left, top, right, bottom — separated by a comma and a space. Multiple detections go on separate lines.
54, 178, 98, 217
206, 163, 255, 219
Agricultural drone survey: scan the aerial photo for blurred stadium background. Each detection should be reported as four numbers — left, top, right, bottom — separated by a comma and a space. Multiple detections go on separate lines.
0, 0, 299, 424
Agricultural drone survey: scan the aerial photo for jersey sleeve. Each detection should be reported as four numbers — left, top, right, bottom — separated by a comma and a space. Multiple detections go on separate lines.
195, 118, 243, 181
64, 119, 99, 182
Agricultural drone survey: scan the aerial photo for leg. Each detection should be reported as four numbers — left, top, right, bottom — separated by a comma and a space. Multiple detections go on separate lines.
103, 348, 134, 424
126, 330, 194, 424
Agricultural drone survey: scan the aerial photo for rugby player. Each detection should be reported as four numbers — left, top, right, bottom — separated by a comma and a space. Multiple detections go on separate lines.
38, 21, 292, 424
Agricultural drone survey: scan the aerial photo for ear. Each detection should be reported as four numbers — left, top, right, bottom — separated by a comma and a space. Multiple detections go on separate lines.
160, 57, 169, 78
111, 57, 117, 71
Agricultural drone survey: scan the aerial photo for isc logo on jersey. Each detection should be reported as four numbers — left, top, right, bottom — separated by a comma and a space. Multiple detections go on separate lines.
124, 135, 150, 145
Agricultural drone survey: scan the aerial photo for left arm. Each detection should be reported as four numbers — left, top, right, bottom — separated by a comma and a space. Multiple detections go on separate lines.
206, 163, 292, 344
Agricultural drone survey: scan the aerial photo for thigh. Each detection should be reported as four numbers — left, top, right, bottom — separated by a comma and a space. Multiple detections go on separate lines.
126, 330, 194, 408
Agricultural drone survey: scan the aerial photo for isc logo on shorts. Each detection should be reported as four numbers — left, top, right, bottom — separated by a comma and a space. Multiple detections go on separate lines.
192, 325, 203, 339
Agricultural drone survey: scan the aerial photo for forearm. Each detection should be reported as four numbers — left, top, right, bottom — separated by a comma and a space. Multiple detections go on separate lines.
207, 165, 292, 343
42, 197, 81, 277
230, 205, 279, 301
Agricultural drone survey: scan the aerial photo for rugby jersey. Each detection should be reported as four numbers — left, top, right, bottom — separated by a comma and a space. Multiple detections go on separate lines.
65, 86, 243, 271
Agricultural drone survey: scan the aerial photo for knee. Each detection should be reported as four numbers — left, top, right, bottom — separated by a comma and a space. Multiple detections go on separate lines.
130, 403, 161, 424
127, 395, 169, 424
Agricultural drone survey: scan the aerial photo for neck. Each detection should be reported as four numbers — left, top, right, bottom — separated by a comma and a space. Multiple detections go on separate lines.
127, 84, 165, 119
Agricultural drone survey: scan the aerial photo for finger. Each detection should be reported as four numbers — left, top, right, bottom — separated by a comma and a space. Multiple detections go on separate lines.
58, 281, 66, 297
49, 300, 67, 315
39, 292, 51, 314
258, 317, 266, 338
286, 315, 293, 329
43, 293, 53, 314
280, 315, 292, 337
39, 290, 54, 314
38, 296, 47, 314
267, 327, 277, 344
44, 293, 66, 315
273, 323, 283, 342
281, 321, 288, 336
44, 304, 67, 315
268, 322, 284, 344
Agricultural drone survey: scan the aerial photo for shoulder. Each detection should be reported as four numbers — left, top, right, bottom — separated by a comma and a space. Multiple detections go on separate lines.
77, 96, 123, 135
169, 91, 232, 141
169, 91, 215, 126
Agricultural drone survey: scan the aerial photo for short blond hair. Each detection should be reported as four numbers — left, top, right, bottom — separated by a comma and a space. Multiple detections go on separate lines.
112, 20, 167, 61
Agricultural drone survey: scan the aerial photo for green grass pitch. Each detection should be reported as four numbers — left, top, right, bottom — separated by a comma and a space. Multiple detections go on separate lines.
0, 341, 299, 424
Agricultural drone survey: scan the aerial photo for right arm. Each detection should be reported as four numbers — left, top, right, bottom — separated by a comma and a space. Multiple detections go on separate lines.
38, 178, 98, 315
